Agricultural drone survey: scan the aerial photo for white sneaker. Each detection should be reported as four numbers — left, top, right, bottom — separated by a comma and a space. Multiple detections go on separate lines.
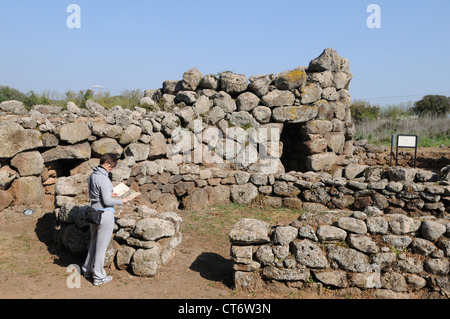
93, 276, 113, 286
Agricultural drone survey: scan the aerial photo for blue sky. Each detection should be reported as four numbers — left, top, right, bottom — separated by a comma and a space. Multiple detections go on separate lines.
1, 0, 449, 106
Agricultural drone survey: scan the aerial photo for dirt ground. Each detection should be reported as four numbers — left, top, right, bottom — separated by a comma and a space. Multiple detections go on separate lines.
362, 145, 450, 169
1, 205, 353, 301
0, 206, 314, 300
0, 208, 237, 300
0, 201, 433, 302
0, 146, 448, 301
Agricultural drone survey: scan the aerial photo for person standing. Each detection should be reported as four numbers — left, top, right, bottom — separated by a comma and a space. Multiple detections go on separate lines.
82, 153, 129, 286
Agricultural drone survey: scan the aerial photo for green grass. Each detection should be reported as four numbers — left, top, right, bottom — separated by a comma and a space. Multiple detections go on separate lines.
180, 203, 302, 248
418, 135, 450, 147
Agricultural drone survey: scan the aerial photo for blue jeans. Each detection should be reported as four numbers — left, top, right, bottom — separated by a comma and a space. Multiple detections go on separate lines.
82, 207, 115, 280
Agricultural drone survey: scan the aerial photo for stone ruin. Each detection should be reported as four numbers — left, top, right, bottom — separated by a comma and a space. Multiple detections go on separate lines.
0, 48, 448, 292
230, 211, 450, 298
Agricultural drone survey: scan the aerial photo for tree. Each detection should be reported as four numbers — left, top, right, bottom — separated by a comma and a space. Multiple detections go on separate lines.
0, 86, 26, 103
412, 95, 450, 117
23, 91, 40, 108
350, 100, 381, 123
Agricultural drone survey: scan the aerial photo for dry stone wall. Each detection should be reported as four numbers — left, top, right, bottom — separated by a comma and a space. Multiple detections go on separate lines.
229, 212, 450, 298
0, 48, 355, 212
0, 48, 449, 284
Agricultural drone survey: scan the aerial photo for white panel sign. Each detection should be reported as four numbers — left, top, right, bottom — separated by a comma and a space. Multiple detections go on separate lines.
397, 135, 417, 148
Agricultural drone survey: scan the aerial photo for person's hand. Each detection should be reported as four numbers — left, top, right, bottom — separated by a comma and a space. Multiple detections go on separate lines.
112, 193, 119, 197
123, 199, 129, 204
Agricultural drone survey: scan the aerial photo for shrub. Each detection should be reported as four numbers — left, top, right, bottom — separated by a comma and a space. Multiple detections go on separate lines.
354, 115, 450, 147
350, 100, 380, 123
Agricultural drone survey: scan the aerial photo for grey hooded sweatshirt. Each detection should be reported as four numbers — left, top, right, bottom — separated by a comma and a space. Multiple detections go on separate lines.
88, 166, 123, 210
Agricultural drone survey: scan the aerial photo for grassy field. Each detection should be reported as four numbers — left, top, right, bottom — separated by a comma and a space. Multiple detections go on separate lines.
181, 203, 301, 250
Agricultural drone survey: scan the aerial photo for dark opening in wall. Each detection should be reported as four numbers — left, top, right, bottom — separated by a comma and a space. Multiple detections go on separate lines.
46, 159, 86, 177
279, 123, 309, 173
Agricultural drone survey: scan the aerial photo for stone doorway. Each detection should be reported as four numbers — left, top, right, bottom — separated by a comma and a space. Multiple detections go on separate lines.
279, 122, 309, 173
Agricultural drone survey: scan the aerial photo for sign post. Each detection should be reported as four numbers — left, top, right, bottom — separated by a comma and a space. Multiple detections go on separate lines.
392, 134, 418, 168
389, 134, 396, 166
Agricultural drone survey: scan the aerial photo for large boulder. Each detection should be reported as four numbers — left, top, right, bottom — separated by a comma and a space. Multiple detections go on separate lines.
200, 74, 219, 90
261, 90, 295, 107
193, 96, 213, 115
337, 217, 367, 234
388, 214, 421, 235
182, 188, 209, 210
305, 152, 337, 171
91, 138, 123, 157
32, 104, 62, 114
262, 267, 310, 282
252, 106, 272, 124
248, 74, 273, 97
213, 91, 237, 113
10, 151, 45, 176
290, 239, 329, 268
387, 167, 417, 183
327, 245, 370, 272
272, 105, 318, 123
0, 100, 28, 115
273, 226, 298, 246
308, 48, 341, 72
219, 72, 248, 95
236, 92, 260, 112
304, 119, 333, 136
131, 246, 161, 277
0, 190, 14, 211
124, 143, 149, 162
0, 122, 43, 159
91, 122, 123, 138
345, 163, 369, 180
119, 124, 142, 145
54, 174, 87, 197
316, 225, 347, 242
42, 142, 91, 162
148, 132, 168, 159
131, 218, 176, 241
304, 136, 328, 154
181, 67, 203, 91
0, 166, 19, 190
300, 83, 322, 104
274, 68, 307, 90
229, 218, 271, 245
58, 122, 91, 144
230, 183, 258, 205
205, 185, 231, 206
325, 132, 345, 154
421, 220, 446, 241
10, 176, 45, 206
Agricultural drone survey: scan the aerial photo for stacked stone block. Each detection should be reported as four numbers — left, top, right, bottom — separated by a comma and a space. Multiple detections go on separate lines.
229, 212, 450, 297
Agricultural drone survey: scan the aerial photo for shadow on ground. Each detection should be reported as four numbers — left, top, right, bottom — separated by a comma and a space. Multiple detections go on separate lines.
189, 252, 234, 288
34, 212, 85, 268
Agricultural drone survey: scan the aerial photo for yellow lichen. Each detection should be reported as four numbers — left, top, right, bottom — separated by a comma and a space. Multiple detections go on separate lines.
284, 69, 306, 82
301, 83, 314, 94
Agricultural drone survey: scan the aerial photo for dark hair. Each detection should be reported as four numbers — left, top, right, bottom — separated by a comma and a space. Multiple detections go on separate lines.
99, 153, 118, 167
